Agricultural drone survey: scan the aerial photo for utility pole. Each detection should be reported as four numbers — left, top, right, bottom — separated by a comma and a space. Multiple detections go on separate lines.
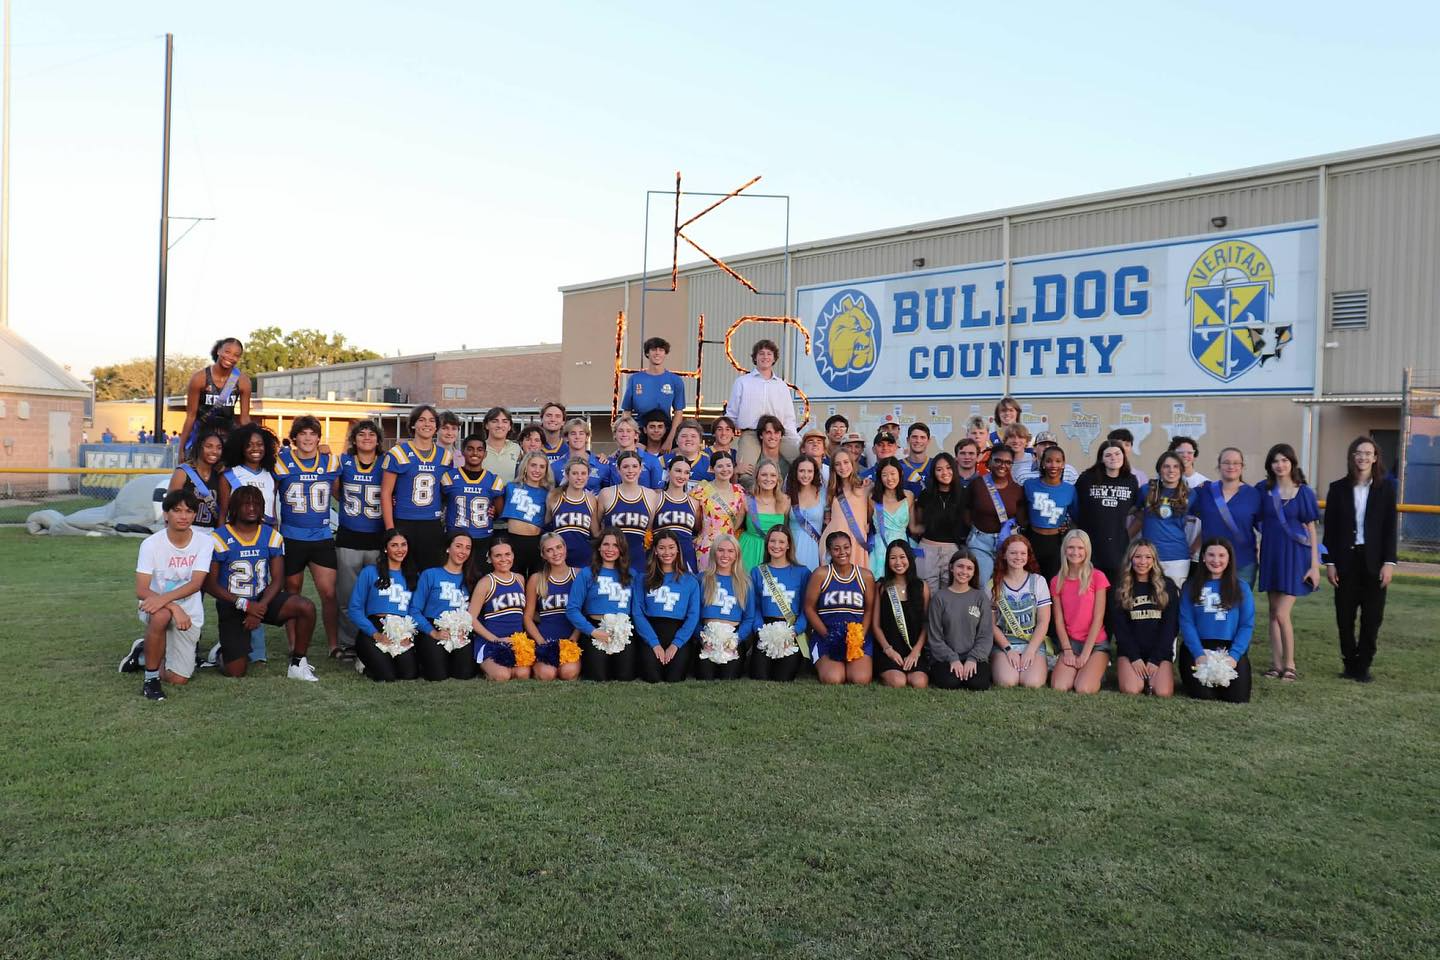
153, 33, 172, 436
1, 0, 12, 330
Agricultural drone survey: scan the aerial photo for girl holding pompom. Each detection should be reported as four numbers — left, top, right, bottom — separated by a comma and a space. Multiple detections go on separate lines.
632, 530, 701, 683
409, 530, 478, 681
693, 534, 756, 681
526, 533, 581, 682
565, 529, 637, 681
348, 528, 419, 682
749, 525, 811, 682
468, 539, 532, 682
1178, 537, 1254, 703
803, 530, 875, 686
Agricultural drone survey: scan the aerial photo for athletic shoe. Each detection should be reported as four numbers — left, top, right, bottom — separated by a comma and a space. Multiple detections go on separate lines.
354, 657, 366, 675
287, 657, 320, 682
142, 677, 165, 701
119, 638, 145, 673
198, 642, 220, 669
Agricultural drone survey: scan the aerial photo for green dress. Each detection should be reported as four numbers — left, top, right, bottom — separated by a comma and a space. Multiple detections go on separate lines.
740, 498, 786, 570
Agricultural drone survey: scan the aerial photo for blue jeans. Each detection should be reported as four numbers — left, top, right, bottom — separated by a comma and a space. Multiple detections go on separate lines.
250, 626, 266, 662
967, 529, 1000, 593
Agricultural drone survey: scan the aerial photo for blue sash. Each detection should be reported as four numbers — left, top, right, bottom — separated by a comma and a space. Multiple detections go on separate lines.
839, 496, 873, 552
180, 463, 212, 501
1269, 484, 1311, 547
1208, 481, 1243, 541
983, 475, 1016, 542
791, 505, 821, 543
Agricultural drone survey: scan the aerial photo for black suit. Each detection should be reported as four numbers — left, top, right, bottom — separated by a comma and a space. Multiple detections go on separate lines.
1322, 477, 1398, 674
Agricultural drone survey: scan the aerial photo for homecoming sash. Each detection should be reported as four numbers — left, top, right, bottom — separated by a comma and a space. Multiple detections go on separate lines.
983, 475, 1016, 542
791, 505, 821, 544
996, 587, 1029, 646
707, 484, 740, 530
839, 495, 874, 552
885, 585, 913, 657
180, 463, 212, 501
1269, 484, 1312, 547
759, 564, 808, 660
1208, 481, 1244, 541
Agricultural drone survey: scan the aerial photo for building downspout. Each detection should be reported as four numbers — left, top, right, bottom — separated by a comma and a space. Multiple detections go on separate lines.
1302, 165, 1327, 480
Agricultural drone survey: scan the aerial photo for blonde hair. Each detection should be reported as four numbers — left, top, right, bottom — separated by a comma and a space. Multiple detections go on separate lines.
518, 452, 554, 490
1001, 422, 1031, 442
702, 533, 749, 610
1057, 528, 1094, 596
612, 415, 639, 443
827, 449, 865, 503
535, 532, 569, 599
563, 417, 591, 439
1116, 539, 1170, 614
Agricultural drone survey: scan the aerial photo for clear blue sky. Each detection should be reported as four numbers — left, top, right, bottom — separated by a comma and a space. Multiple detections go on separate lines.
7, 0, 1438, 375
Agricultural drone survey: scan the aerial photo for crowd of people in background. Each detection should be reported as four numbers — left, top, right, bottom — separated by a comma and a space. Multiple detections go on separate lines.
124, 335, 1401, 705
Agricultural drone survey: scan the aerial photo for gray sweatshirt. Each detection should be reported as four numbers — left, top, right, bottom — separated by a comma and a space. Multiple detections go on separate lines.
926, 587, 994, 664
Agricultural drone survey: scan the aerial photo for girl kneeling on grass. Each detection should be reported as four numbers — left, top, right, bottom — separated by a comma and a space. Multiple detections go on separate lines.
989, 534, 1050, 689
924, 548, 993, 691
1108, 539, 1178, 697
693, 534, 756, 681
1178, 537, 1254, 704
349, 528, 419, 682
1049, 529, 1110, 695
565, 529, 637, 682
469, 539, 532, 682
868, 540, 930, 688
632, 530, 701, 683
803, 530, 875, 686
409, 530, 477, 681
525, 533, 582, 682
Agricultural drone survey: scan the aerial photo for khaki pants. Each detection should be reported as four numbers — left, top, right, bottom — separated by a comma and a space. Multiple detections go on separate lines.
916, 539, 958, 596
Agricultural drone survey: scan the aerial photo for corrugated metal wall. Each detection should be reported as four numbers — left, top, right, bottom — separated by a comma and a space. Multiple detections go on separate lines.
1325, 157, 1440, 395
681, 153, 1440, 405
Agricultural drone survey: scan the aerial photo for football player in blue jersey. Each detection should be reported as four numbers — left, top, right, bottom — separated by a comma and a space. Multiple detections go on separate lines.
333, 420, 385, 661
275, 416, 342, 657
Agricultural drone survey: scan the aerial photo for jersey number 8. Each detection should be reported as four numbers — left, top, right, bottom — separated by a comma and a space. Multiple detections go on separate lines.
412, 474, 436, 507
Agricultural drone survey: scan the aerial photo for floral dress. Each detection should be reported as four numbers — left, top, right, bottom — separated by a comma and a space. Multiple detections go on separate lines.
695, 480, 745, 572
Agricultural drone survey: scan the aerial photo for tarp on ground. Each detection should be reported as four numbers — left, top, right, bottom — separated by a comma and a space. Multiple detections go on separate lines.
25, 474, 171, 537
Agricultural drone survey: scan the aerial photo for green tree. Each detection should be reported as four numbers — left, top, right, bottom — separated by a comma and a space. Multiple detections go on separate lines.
241, 326, 381, 375
91, 355, 206, 401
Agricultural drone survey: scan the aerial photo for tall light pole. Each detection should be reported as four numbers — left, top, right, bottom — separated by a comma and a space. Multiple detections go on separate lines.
1, 0, 12, 330
152, 32, 172, 436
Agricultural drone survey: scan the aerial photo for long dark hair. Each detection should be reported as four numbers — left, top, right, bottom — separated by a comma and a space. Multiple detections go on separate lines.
785, 454, 824, 504
222, 424, 278, 472
645, 529, 688, 590
1081, 439, 1131, 483
946, 545, 978, 590
1345, 435, 1388, 486
1264, 442, 1307, 487
1188, 536, 1240, 611
878, 539, 922, 596
591, 526, 632, 587
375, 528, 414, 591
1145, 451, 1189, 514
924, 452, 958, 490
870, 457, 904, 503
186, 428, 224, 475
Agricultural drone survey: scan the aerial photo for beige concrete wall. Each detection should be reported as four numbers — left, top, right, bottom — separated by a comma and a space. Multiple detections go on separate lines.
0, 391, 87, 470
561, 277, 692, 411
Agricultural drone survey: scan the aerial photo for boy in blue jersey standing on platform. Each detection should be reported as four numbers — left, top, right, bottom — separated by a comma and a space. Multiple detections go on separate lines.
621, 337, 686, 451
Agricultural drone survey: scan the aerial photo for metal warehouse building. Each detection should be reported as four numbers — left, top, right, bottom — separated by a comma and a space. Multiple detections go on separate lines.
558, 135, 1440, 489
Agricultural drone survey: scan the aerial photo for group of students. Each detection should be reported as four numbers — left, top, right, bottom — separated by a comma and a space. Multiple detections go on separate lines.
124, 336, 1400, 701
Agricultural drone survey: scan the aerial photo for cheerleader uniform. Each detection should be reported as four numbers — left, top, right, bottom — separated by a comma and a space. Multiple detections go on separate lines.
653, 492, 700, 572
749, 563, 811, 681
409, 566, 476, 681
381, 441, 452, 570
811, 565, 870, 664
534, 569, 578, 668
551, 493, 596, 569
566, 566, 636, 681
632, 571, 701, 683
602, 489, 653, 577
498, 481, 549, 577
347, 564, 418, 682
693, 573, 757, 681
476, 573, 528, 666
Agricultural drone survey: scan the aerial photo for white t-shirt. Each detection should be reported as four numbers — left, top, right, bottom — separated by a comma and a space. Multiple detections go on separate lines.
136, 528, 215, 622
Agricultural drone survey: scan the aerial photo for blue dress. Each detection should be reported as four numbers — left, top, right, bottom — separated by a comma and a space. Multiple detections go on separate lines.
1256, 481, 1319, 596
789, 501, 824, 570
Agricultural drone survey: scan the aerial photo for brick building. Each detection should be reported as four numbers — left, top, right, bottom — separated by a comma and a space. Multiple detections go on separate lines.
0, 326, 89, 486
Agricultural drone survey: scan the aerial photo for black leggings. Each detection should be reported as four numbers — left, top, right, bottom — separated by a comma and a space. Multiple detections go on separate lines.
1029, 528, 1065, 584
692, 624, 746, 681
748, 617, 802, 682
581, 637, 636, 682
395, 519, 446, 571
636, 618, 692, 683
1178, 644, 1251, 703
415, 633, 477, 681
927, 659, 993, 691
355, 628, 419, 682
506, 533, 542, 579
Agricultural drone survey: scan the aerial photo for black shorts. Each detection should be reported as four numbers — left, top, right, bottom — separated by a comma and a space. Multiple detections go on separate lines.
217, 591, 299, 662
284, 537, 337, 577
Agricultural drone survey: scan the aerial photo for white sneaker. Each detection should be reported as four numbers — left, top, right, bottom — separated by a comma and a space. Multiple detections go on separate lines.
199, 642, 221, 669
354, 657, 366, 675
287, 657, 320, 682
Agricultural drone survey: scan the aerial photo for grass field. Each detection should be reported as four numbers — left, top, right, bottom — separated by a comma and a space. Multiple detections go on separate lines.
2, 528, 1437, 959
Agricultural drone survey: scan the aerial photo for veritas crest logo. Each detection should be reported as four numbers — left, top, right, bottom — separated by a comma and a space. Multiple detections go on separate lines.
812, 289, 881, 393
1186, 238, 1292, 383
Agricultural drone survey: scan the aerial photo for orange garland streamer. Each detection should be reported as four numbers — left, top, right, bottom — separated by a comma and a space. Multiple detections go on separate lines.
558, 639, 581, 665
509, 632, 536, 669
844, 622, 866, 662
612, 310, 707, 421
672, 172, 764, 293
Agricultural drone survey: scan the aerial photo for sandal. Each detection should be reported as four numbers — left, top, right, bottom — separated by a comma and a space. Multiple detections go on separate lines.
1281, 668, 1298, 682
1262, 667, 1283, 679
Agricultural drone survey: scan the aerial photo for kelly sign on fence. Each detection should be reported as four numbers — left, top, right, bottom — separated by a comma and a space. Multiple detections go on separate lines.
794, 222, 1318, 400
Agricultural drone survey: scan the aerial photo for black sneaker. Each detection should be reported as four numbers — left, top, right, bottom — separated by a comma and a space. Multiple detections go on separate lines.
142, 677, 166, 701
119, 638, 145, 674
1356, 670, 1374, 684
